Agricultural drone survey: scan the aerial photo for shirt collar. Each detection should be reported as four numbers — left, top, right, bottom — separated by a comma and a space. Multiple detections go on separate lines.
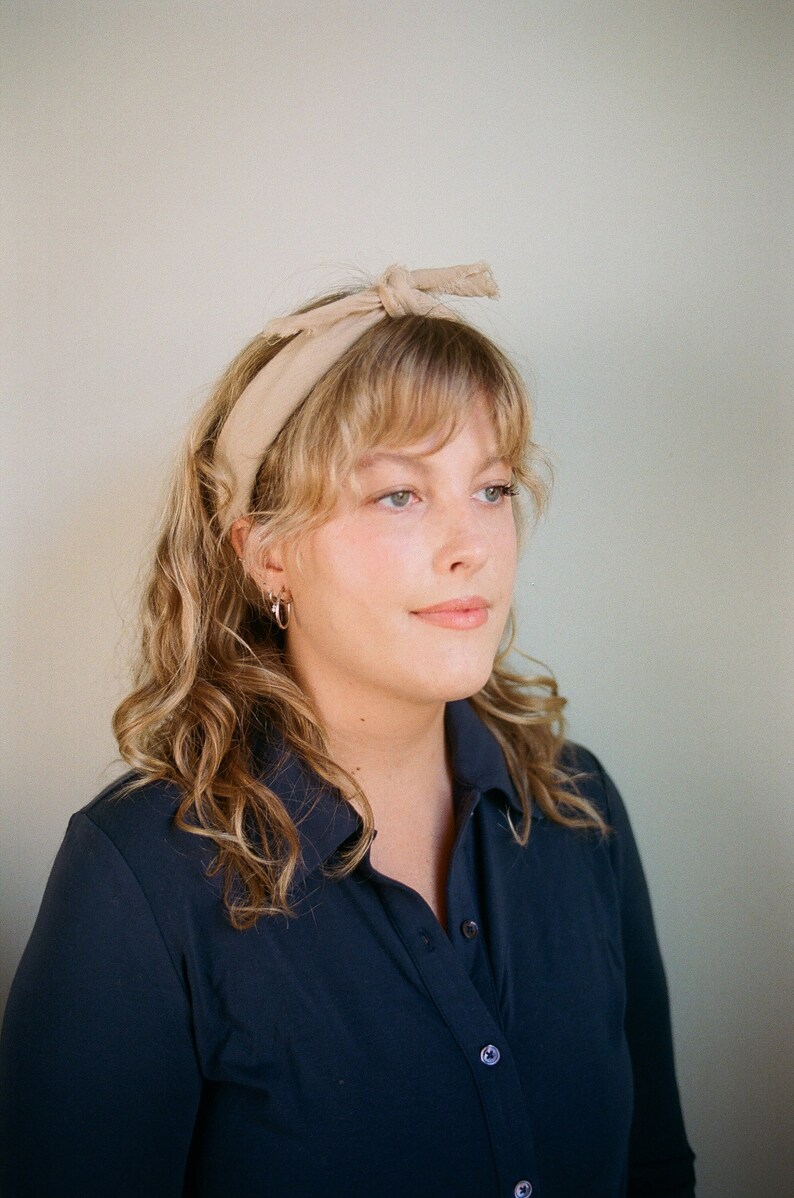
252, 698, 529, 875
444, 697, 524, 815
250, 737, 361, 875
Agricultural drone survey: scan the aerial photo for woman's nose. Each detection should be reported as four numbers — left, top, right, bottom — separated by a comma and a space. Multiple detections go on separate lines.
431, 503, 489, 575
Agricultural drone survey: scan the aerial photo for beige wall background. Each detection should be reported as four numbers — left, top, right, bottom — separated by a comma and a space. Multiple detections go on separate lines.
2, 2, 792, 1194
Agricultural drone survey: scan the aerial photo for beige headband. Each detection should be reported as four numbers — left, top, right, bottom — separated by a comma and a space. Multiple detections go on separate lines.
214, 262, 498, 531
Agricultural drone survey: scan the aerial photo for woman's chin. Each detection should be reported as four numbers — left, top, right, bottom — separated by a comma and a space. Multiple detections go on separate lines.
405, 659, 497, 705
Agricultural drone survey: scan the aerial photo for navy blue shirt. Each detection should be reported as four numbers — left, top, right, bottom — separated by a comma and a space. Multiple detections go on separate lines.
0, 699, 695, 1197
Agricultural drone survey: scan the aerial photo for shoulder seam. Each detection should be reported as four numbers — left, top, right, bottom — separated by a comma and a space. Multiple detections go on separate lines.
580, 747, 615, 822
75, 810, 190, 1000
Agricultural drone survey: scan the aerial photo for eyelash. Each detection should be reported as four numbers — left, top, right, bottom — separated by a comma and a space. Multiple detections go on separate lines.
375, 483, 519, 511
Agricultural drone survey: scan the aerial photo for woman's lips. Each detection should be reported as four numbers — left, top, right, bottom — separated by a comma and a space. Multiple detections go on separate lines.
411, 597, 490, 630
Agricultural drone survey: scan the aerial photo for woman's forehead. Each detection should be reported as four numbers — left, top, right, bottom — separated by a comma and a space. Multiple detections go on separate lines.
356, 448, 510, 473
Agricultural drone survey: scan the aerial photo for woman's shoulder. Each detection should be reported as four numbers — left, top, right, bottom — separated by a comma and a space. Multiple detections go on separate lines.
559, 739, 604, 776
70, 769, 216, 893
79, 768, 180, 838
556, 740, 650, 899
557, 739, 631, 829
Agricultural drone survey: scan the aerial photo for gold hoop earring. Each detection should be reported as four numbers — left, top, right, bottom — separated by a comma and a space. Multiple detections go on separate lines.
266, 587, 292, 631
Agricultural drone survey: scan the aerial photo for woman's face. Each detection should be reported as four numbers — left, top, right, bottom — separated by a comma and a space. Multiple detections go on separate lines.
277, 400, 518, 711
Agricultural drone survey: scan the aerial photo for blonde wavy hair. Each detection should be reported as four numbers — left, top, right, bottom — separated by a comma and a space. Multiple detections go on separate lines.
113, 292, 605, 929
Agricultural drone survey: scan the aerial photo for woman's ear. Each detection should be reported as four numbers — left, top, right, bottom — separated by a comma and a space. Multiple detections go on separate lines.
229, 517, 253, 564
229, 518, 290, 596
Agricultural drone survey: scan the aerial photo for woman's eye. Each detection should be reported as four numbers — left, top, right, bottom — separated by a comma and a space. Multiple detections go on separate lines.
479, 484, 518, 504
375, 484, 517, 510
377, 490, 415, 510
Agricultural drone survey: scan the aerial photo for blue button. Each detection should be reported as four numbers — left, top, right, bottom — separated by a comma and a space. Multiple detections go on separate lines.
514, 1182, 532, 1198
480, 1043, 501, 1066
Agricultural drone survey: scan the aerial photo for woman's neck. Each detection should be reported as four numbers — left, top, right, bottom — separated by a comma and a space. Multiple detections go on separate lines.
328, 702, 451, 809
300, 677, 458, 929
298, 672, 454, 818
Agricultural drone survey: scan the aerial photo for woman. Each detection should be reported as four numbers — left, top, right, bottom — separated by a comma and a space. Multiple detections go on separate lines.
0, 263, 696, 1196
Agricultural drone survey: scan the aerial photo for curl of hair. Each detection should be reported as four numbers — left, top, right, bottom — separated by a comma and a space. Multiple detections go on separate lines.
113, 291, 606, 929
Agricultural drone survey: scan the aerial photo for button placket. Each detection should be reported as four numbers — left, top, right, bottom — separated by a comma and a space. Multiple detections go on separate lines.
373, 811, 538, 1198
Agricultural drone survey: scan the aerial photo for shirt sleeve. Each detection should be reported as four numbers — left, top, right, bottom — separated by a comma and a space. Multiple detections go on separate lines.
0, 812, 202, 1198
593, 755, 697, 1197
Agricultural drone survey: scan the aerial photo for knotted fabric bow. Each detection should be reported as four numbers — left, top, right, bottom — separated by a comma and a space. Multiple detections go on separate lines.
214, 262, 498, 531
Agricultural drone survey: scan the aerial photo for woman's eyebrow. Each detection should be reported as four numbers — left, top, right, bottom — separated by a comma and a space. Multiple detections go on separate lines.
356, 451, 509, 472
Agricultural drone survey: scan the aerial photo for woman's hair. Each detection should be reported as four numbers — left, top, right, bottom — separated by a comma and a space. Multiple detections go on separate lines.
113, 290, 606, 929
